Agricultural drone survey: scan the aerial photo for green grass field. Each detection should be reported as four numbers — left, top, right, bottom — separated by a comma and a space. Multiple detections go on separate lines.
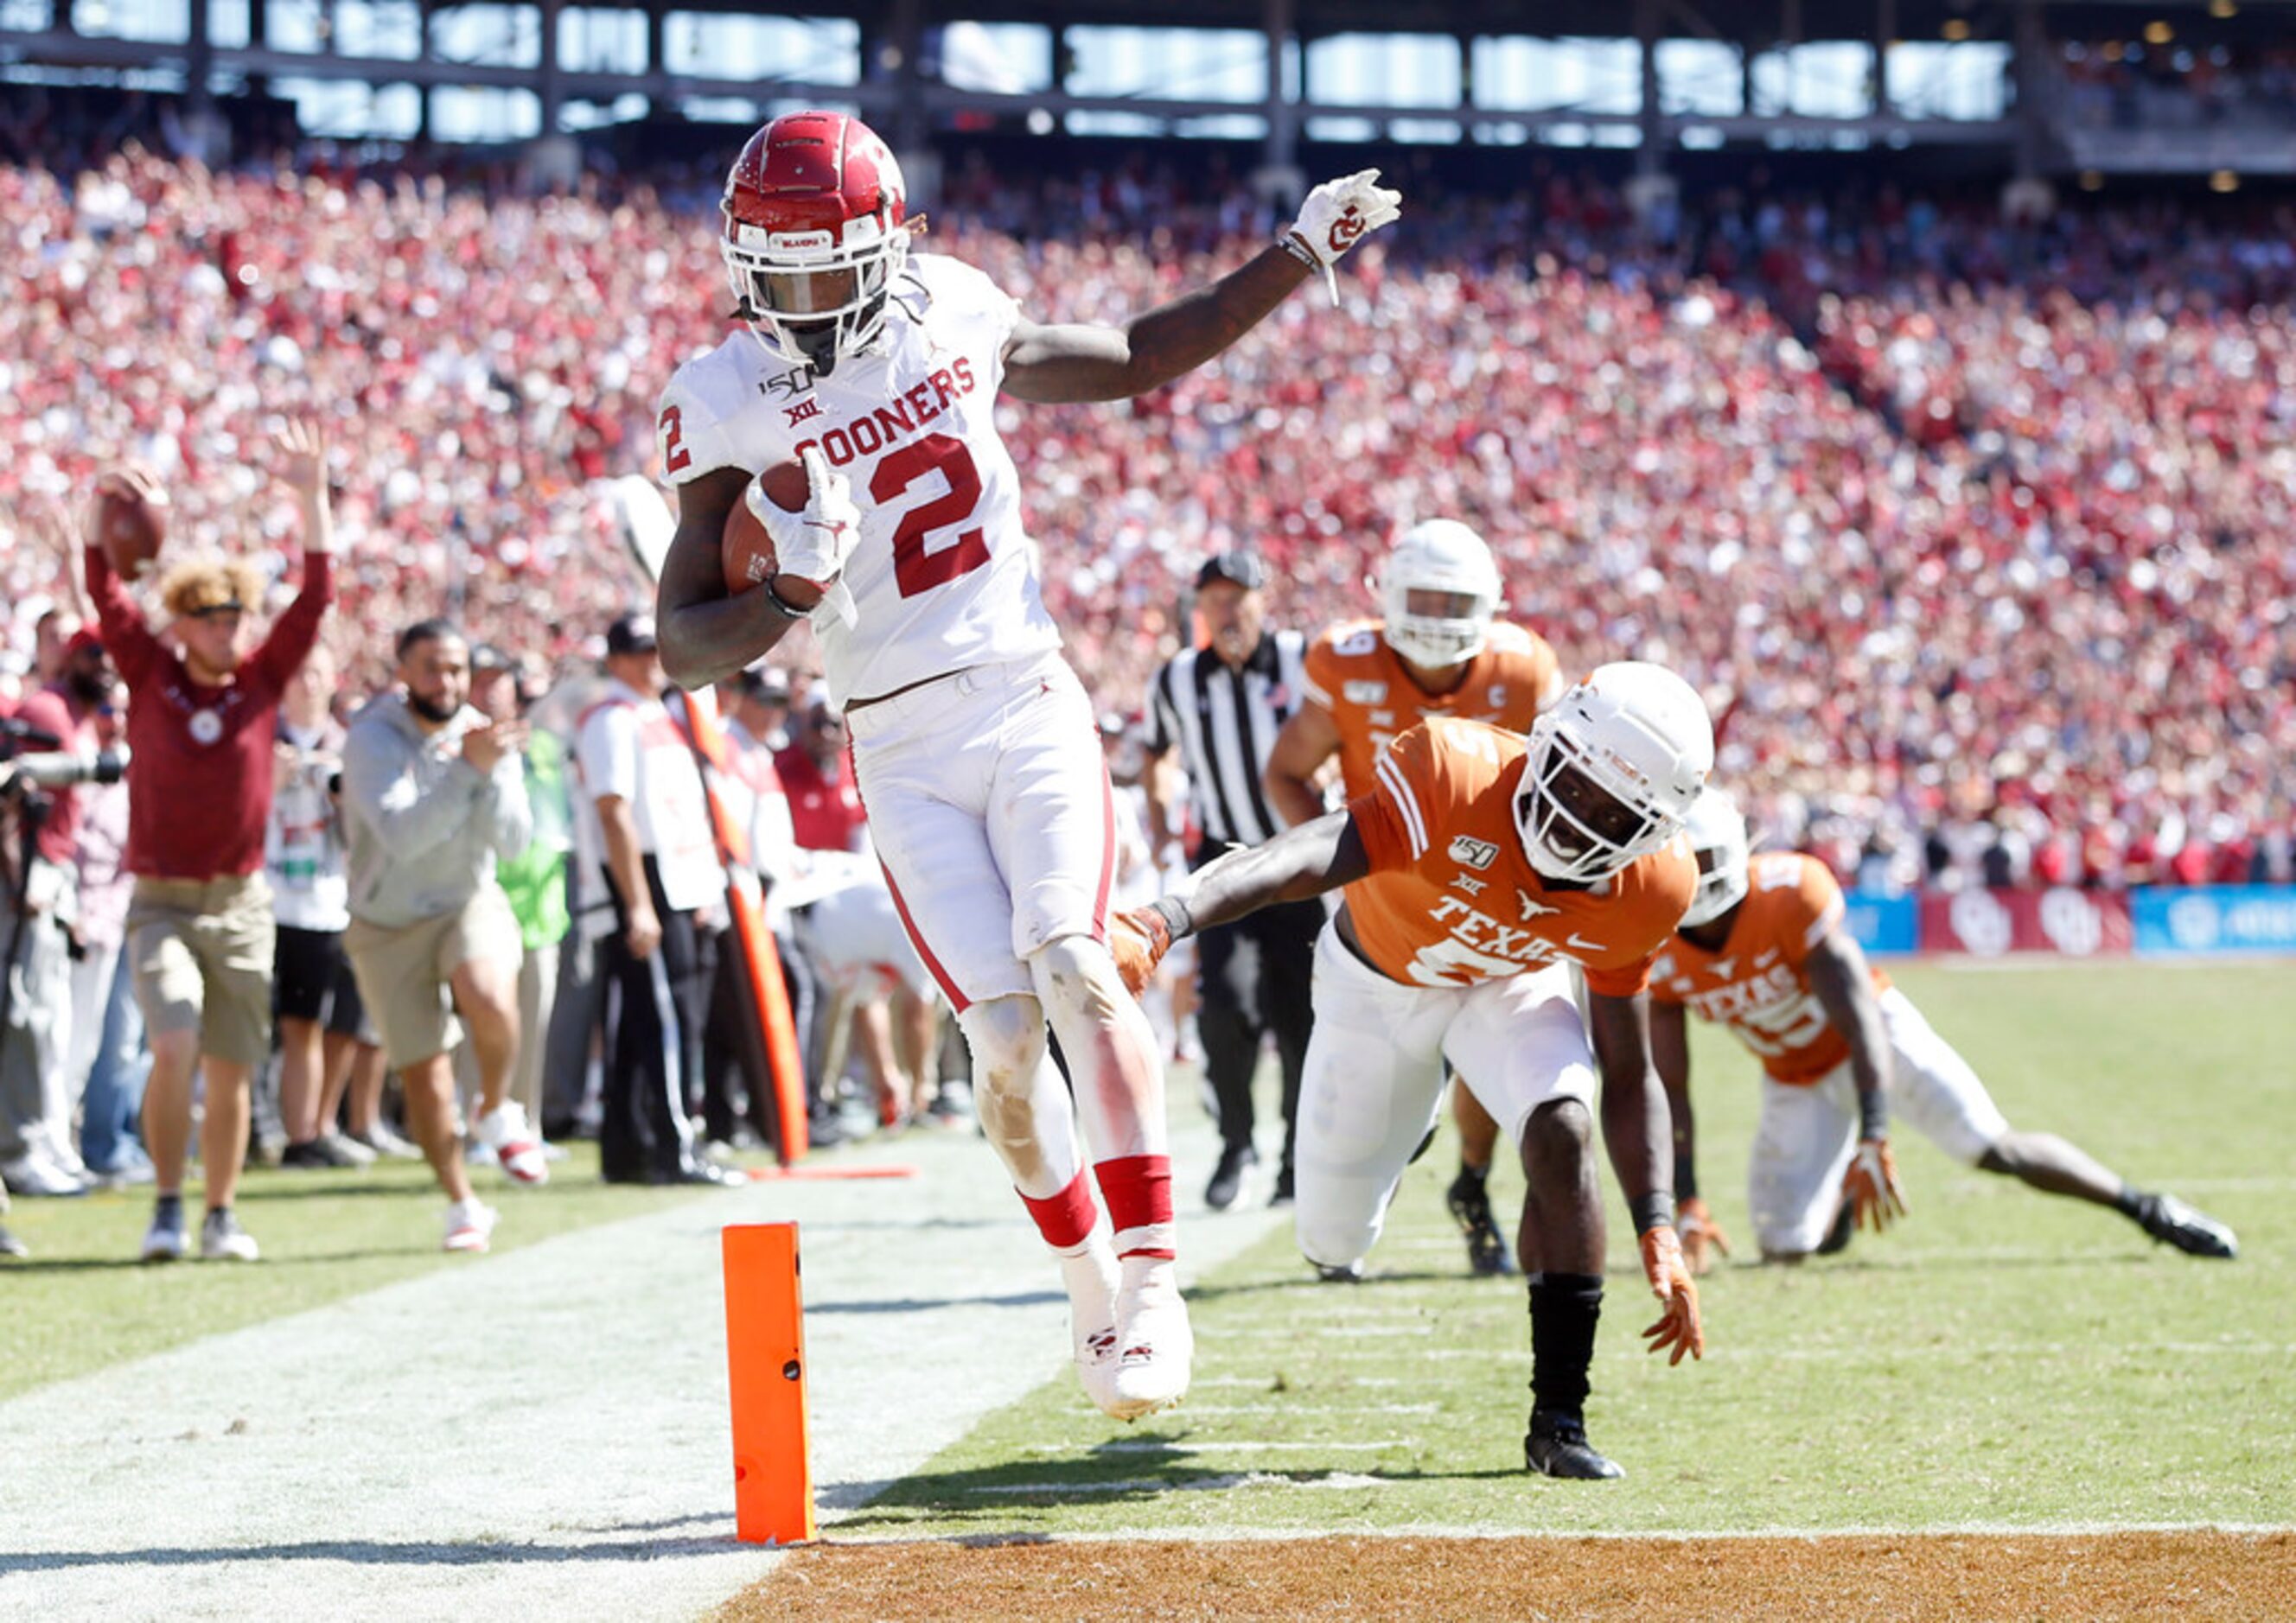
5, 962, 2290, 1544
838, 962, 2296, 1539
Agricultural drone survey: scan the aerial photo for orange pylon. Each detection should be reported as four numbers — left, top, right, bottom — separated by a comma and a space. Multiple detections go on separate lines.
722, 1223, 816, 1544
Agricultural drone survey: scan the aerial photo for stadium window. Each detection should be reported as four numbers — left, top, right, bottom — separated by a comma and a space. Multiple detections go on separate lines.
934, 22, 1051, 93
1308, 33, 1464, 110
1473, 36, 1638, 115
1067, 26, 1266, 103
663, 15, 858, 87
68, 0, 188, 42
558, 8, 649, 77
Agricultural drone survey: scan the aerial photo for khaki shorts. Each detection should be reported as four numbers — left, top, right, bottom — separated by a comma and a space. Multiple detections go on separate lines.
126, 875, 277, 1070
344, 888, 522, 1069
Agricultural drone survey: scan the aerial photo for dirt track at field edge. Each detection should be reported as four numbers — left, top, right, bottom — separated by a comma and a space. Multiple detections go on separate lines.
721, 1530, 2292, 1620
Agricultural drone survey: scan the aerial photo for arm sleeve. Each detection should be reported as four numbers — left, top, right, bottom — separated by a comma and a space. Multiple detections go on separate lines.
481, 754, 534, 862
656, 360, 746, 486
341, 718, 485, 864
82, 545, 164, 686
1346, 724, 1442, 875
1774, 856, 1847, 967
247, 552, 336, 696
577, 706, 641, 806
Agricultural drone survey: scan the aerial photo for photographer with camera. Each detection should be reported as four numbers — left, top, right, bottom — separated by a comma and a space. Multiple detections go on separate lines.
86, 425, 337, 1263
0, 647, 119, 1207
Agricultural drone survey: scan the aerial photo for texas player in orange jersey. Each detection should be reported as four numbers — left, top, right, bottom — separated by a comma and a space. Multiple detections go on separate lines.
1649, 790, 2237, 1267
1116, 663, 1712, 1480
1265, 520, 1566, 1280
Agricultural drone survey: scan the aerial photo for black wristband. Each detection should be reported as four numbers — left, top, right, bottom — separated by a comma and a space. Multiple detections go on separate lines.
761, 577, 813, 621
1859, 1092, 1889, 1141
1150, 894, 1195, 941
1672, 1153, 1699, 1203
1631, 1192, 1675, 1234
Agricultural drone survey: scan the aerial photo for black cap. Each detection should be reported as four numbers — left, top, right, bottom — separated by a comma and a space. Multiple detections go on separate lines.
469, 641, 514, 673
1194, 550, 1266, 592
605, 614, 659, 657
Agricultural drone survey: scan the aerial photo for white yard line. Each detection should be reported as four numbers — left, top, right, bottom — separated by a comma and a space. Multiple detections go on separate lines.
0, 1107, 1283, 1622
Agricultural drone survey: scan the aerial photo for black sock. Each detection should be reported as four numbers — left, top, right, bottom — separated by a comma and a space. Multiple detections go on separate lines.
2113, 1187, 2151, 1221
206, 1205, 231, 1220
154, 1193, 183, 1219
1527, 1272, 1604, 1418
1456, 1161, 1489, 1186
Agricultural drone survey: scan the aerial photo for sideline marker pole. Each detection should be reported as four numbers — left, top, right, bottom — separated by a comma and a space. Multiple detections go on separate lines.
723, 1222, 816, 1544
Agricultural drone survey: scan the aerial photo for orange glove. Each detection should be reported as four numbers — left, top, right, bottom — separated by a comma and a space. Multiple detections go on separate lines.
1840, 1136, 1908, 1233
1108, 904, 1175, 998
1678, 1196, 1732, 1276
1638, 1225, 1705, 1366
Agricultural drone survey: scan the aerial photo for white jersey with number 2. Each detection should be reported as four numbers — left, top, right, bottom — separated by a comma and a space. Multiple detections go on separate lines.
655, 252, 1061, 708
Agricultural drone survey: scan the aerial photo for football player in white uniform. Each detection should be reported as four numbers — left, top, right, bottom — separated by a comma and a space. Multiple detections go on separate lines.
652, 111, 1400, 1421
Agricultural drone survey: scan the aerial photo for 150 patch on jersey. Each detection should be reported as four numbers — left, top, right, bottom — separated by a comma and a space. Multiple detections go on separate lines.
1448, 836, 1500, 869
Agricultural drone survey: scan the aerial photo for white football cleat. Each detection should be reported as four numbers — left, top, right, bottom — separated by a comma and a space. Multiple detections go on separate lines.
475, 1103, 549, 1187
1060, 1233, 1130, 1417
1107, 1257, 1193, 1421
443, 1198, 499, 1254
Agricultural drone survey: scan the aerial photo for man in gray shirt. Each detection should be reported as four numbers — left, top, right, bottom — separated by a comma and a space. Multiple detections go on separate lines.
341, 619, 541, 1254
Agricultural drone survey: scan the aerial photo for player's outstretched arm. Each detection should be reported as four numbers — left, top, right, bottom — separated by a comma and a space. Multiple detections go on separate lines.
1590, 990, 1704, 1363
1107, 812, 1367, 996
1650, 999, 1731, 1273
1806, 928, 1907, 1229
1001, 170, 1400, 405
655, 467, 807, 691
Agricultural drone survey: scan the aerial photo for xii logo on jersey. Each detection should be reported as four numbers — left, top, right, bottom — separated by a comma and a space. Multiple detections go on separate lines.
1448, 836, 1500, 870
785, 398, 823, 426
1343, 680, 1389, 705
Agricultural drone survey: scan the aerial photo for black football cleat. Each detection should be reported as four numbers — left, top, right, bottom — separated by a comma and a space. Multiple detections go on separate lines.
1446, 1169, 1515, 1277
1525, 1410, 1624, 1480
1312, 1260, 1366, 1284
1205, 1142, 1256, 1212
1815, 1200, 1855, 1257
2134, 1193, 2238, 1259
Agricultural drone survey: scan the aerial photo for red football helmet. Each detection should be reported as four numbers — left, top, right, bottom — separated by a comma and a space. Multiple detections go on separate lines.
720, 111, 909, 376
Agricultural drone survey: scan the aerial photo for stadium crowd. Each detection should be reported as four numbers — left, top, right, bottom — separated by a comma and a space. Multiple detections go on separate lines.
2, 143, 2293, 1244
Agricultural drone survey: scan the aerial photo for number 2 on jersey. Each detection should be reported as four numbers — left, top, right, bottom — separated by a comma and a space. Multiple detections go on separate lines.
872, 433, 991, 598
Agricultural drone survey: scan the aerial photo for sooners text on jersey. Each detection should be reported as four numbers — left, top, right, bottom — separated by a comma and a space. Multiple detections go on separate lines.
1344, 717, 1694, 997
1301, 619, 1564, 800
655, 253, 1062, 707
1648, 850, 1893, 1084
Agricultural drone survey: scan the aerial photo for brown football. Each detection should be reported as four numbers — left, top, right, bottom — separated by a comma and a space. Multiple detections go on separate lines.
96, 476, 168, 582
721, 457, 809, 595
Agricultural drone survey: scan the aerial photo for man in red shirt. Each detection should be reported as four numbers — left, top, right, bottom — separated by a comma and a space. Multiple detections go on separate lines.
86, 430, 336, 1263
774, 695, 866, 854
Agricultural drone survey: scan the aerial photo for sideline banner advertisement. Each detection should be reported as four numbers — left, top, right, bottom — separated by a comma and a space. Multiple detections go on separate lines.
1916, 888, 2133, 958
2133, 887, 2296, 957
1840, 894, 1918, 957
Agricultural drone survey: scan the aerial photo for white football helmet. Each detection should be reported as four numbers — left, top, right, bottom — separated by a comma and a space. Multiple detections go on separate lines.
1516, 661, 1713, 884
1677, 787, 1751, 927
1380, 519, 1502, 670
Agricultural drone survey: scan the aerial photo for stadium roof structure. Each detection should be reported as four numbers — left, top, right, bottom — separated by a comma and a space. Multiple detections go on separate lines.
6, 0, 2293, 176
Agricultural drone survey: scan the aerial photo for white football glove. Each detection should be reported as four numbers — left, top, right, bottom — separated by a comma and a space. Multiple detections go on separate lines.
1282, 169, 1403, 305
751, 446, 861, 627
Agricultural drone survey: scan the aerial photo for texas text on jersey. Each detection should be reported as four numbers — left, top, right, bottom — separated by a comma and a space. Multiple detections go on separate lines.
1301, 618, 1564, 801
1344, 717, 1695, 996
1647, 850, 1892, 1083
654, 253, 1060, 707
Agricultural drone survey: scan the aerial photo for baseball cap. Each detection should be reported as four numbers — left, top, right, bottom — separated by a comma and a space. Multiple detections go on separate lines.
469, 641, 514, 673
1194, 550, 1266, 592
740, 665, 794, 703
63, 628, 105, 661
605, 614, 659, 656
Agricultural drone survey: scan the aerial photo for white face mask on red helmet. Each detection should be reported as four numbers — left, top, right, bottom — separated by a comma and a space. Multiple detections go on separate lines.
720, 111, 909, 377
1380, 519, 1502, 670
1515, 661, 1713, 884
1677, 786, 1751, 927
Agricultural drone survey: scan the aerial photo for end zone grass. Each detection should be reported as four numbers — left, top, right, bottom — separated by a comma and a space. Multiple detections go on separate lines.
825, 963, 2294, 1542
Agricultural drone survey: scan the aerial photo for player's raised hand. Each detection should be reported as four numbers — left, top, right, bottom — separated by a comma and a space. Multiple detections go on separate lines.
1638, 1225, 1706, 1366
1841, 1136, 1908, 1232
1282, 169, 1403, 304
1108, 903, 1177, 998
271, 417, 328, 497
1678, 1196, 1732, 1276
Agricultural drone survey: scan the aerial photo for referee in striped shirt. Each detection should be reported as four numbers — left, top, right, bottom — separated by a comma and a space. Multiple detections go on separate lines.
1143, 551, 1322, 1211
